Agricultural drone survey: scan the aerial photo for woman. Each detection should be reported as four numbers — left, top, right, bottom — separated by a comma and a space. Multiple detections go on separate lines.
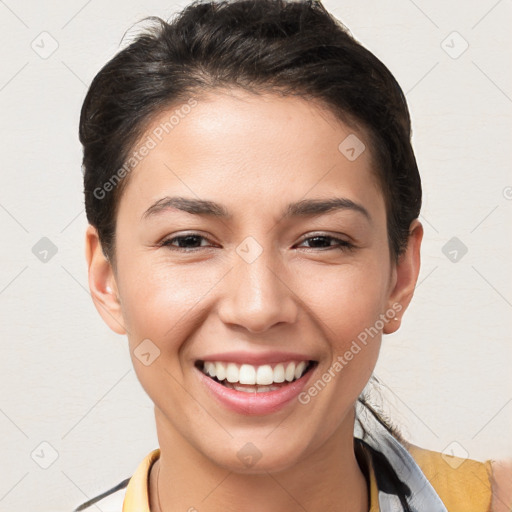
74, 0, 511, 510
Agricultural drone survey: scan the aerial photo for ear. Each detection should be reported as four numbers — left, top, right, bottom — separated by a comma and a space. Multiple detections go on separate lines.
383, 219, 423, 334
85, 224, 127, 335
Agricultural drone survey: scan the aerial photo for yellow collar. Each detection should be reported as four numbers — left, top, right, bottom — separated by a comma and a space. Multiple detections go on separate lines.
122, 448, 160, 512
121, 446, 380, 512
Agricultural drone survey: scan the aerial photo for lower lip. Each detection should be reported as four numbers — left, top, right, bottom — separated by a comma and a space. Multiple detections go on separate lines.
196, 364, 316, 416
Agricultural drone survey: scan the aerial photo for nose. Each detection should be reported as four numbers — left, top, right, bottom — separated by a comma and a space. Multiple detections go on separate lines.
217, 243, 298, 333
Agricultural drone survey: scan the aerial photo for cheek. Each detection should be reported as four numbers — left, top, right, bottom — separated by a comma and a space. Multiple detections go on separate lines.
116, 253, 226, 347
115, 256, 219, 403
296, 259, 390, 337
294, 259, 388, 400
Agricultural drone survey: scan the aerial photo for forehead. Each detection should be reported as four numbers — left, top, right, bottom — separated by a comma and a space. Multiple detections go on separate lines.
118, 88, 385, 222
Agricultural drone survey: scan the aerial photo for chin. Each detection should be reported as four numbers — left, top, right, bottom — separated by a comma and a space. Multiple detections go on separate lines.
201, 437, 308, 475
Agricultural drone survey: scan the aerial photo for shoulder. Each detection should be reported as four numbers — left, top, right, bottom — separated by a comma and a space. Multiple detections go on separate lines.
405, 441, 511, 512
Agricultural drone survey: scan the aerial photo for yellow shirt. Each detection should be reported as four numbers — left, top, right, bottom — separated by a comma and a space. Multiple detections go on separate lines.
119, 444, 493, 512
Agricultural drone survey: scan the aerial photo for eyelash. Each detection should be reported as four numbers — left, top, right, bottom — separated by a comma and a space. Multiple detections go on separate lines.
159, 233, 354, 252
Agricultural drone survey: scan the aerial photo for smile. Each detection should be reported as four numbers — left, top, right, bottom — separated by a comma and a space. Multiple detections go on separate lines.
197, 360, 315, 391
194, 359, 318, 415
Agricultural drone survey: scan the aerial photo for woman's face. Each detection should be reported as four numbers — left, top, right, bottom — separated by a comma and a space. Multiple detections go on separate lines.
86, 88, 421, 472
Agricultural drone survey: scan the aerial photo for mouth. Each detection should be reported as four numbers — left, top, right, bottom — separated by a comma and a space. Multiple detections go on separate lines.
194, 359, 318, 393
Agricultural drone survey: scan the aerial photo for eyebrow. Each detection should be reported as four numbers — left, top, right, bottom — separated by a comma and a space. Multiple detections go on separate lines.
141, 196, 371, 222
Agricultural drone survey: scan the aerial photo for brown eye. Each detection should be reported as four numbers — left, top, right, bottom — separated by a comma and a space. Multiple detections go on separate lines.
160, 234, 211, 251
296, 235, 354, 251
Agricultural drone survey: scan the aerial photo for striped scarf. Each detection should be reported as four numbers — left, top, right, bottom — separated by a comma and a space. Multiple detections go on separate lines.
354, 402, 448, 511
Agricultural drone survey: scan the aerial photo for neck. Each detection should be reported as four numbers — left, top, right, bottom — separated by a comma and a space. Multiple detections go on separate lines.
149, 407, 368, 512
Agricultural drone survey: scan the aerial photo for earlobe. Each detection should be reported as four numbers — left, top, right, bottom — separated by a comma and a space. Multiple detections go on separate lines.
85, 224, 127, 335
383, 219, 423, 335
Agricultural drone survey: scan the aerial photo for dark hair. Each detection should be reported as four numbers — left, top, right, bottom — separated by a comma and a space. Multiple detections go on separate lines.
80, 0, 420, 441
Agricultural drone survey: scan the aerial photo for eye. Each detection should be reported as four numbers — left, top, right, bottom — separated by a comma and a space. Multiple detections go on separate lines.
159, 233, 354, 252
160, 233, 213, 251
295, 234, 354, 251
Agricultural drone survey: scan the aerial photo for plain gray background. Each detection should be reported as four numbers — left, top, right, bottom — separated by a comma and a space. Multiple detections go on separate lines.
0, 1, 511, 510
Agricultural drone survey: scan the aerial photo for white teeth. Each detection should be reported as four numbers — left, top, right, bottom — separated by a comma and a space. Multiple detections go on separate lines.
226, 363, 239, 383
256, 365, 274, 385
285, 362, 296, 382
205, 362, 216, 377
215, 362, 226, 381
239, 364, 256, 385
294, 361, 307, 380
233, 383, 257, 393
273, 363, 285, 383
201, 360, 311, 385
225, 382, 282, 393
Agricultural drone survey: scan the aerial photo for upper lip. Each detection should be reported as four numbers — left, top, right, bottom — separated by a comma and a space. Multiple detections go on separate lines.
196, 351, 316, 366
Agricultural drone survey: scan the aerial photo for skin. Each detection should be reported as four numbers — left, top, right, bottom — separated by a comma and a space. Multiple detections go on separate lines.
491, 459, 512, 511
85, 88, 423, 512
